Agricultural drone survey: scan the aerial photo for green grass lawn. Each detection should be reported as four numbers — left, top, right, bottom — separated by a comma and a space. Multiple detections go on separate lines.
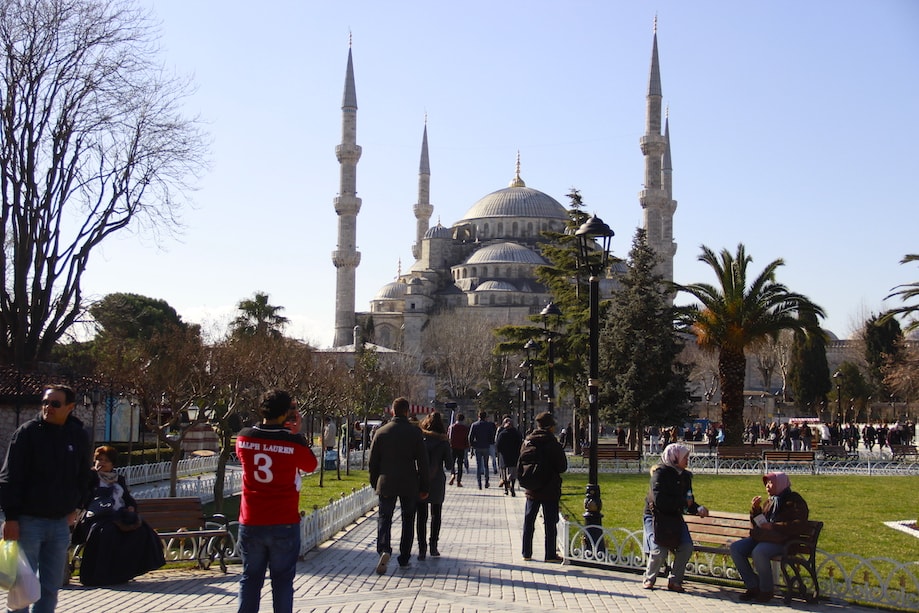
559, 472, 917, 563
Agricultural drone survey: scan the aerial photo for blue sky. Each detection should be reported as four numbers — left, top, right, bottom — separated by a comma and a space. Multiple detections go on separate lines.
80, 0, 919, 345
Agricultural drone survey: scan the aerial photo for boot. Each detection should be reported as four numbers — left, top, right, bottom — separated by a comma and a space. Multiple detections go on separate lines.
430, 539, 440, 557
510, 480, 516, 497
418, 544, 427, 561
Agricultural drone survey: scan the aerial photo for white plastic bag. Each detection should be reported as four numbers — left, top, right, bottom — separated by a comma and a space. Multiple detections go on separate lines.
7, 549, 39, 610
0, 540, 18, 590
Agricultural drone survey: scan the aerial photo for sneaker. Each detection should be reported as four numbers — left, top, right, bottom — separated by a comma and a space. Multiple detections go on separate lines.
522, 556, 532, 561
642, 579, 655, 590
754, 591, 773, 603
375, 552, 390, 575
738, 589, 759, 602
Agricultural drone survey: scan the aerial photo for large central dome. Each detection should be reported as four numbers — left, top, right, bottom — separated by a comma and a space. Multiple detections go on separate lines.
458, 185, 568, 222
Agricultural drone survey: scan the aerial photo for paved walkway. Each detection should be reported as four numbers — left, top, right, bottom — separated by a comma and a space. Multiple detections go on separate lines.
56, 480, 872, 613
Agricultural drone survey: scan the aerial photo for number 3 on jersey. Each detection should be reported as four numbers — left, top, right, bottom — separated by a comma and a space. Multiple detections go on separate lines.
253, 452, 274, 483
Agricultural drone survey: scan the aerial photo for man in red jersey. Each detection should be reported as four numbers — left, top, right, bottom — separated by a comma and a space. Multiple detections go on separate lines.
235, 389, 317, 613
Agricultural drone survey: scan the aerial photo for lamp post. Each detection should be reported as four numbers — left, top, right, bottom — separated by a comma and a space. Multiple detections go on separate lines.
514, 373, 526, 429
523, 338, 538, 431
540, 302, 563, 416
575, 213, 614, 544
833, 370, 844, 424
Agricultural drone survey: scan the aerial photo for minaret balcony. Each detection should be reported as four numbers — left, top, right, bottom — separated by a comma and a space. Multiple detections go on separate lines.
332, 250, 361, 268
335, 143, 362, 163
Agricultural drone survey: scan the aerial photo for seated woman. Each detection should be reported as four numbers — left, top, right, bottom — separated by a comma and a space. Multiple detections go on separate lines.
72, 446, 165, 586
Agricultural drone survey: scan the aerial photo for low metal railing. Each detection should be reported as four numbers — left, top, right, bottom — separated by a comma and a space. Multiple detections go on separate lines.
559, 519, 919, 610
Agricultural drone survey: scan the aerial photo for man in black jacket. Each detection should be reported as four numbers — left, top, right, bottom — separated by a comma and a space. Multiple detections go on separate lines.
0, 384, 91, 612
518, 411, 567, 562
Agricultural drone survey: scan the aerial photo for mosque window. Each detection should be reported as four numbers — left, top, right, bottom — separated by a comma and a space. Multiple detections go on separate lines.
512, 221, 518, 236
497, 222, 504, 236
471, 267, 477, 277
483, 223, 489, 237
410, 303, 416, 310
527, 222, 533, 236
482, 266, 488, 277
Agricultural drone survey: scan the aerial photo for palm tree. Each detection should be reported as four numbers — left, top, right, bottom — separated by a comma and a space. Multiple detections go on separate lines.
231, 292, 290, 339
676, 244, 825, 445
882, 254, 919, 333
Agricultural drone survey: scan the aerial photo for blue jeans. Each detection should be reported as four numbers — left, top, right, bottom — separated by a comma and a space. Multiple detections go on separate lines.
730, 536, 784, 592
11, 515, 71, 613
474, 448, 490, 486
522, 498, 559, 559
377, 495, 417, 565
237, 523, 300, 613
642, 513, 693, 585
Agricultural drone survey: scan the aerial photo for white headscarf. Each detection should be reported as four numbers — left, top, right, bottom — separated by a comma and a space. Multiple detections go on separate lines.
660, 443, 691, 471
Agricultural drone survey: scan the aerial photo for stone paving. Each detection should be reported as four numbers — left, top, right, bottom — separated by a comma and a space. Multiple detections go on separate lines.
54, 476, 873, 613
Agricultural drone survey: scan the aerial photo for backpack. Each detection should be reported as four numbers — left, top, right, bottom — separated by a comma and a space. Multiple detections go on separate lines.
516, 440, 548, 491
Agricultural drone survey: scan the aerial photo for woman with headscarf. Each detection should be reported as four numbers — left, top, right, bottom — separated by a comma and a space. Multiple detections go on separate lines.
641, 442, 708, 592
729, 471, 809, 603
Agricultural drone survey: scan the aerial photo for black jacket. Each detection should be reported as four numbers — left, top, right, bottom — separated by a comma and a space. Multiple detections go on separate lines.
519, 428, 567, 501
643, 464, 701, 518
0, 413, 92, 520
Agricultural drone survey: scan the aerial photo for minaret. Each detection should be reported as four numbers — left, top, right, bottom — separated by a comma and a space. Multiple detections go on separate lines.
412, 119, 433, 261
332, 41, 363, 347
639, 17, 677, 286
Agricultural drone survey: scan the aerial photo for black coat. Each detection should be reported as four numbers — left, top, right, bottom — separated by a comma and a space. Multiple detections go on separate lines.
519, 428, 567, 501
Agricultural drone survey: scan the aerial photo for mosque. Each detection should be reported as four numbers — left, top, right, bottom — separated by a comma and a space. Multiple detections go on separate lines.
330, 25, 677, 361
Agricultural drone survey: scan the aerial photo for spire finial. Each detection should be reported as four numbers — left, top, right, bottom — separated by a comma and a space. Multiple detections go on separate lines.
653, 14, 658, 34
397, 258, 402, 278
666, 104, 670, 119
349, 30, 352, 48
509, 150, 526, 188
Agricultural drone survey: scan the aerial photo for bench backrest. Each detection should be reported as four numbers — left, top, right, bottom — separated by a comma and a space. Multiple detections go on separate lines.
717, 446, 762, 459
683, 510, 750, 547
763, 451, 815, 460
785, 520, 823, 562
137, 497, 208, 532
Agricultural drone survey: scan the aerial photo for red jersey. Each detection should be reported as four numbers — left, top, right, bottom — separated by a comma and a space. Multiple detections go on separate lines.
236, 424, 318, 525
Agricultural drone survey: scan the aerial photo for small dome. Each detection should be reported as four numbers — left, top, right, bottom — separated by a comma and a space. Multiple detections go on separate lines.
457, 186, 567, 221
374, 280, 407, 300
465, 242, 547, 265
423, 223, 452, 239
476, 280, 517, 292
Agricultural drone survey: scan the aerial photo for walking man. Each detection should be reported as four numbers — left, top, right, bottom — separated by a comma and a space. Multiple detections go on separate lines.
447, 414, 469, 487
369, 397, 430, 574
518, 411, 567, 562
0, 384, 91, 613
235, 389, 318, 613
468, 411, 497, 489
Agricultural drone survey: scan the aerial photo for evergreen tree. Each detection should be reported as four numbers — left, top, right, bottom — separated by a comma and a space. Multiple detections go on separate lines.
788, 311, 831, 412
863, 313, 903, 396
598, 229, 689, 450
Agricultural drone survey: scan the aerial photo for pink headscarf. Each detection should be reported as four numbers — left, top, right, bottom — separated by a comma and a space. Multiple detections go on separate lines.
660, 443, 691, 470
763, 471, 791, 494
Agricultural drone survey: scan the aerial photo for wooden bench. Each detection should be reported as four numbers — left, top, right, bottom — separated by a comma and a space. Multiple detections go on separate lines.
683, 510, 823, 603
818, 445, 858, 461
889, 444, 918, 461
762, 450, 816, 473
582, 443, 641, 460
717, 446, 766, 460
140, 497, 232, 572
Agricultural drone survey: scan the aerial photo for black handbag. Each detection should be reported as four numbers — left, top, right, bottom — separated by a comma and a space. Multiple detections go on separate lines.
86, 486, 116, 517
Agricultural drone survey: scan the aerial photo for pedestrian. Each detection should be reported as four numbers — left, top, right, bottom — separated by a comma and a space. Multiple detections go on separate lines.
730, 471, 809, 603
468, 410, 497, 489
369, 397, 430, 574
416, 412, 451, 560
447, 414, 469, 487
0, 384, 92, 613
322, 416, 337, 451
518, 411, 567, 562
235, 389, 318, 613
642, 443, 709, 593
495, 417, 523, 496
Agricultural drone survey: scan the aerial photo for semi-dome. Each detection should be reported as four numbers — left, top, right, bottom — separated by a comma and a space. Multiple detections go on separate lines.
423, 223, 452, 239
374, 280, 407, 300
464, 242, 547, 265
476, 280, 517, 292
458, 186, 568, 221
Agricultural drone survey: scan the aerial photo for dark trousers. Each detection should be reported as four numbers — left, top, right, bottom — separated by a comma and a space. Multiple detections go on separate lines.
416, 501, 442, 552
450, 449, 466, 481
522, 498, 559, 559
377, 494, 418, 564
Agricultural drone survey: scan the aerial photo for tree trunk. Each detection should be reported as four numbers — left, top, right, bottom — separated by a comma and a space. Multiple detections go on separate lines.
719, 348, 747, 446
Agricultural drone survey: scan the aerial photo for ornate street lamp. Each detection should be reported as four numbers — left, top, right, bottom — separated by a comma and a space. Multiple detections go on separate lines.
574, 213, 614, 544
833, 370, 844, 424
523, 338, 539, 431
540, 302, 563, 416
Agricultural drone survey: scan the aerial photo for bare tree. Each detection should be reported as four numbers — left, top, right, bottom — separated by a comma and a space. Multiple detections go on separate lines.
421, 309, 501, 402
0, 0, 207, 367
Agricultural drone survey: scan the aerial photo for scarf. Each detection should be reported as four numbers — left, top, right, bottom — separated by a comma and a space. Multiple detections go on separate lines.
97, 470, 119, 486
